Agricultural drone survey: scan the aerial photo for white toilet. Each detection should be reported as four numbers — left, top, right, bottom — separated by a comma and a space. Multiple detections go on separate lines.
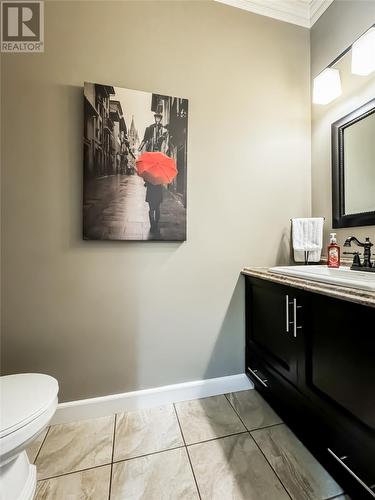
0, 373, 59, 500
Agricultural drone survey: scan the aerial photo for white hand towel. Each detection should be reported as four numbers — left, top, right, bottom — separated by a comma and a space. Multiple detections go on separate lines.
292, 217, 324, 263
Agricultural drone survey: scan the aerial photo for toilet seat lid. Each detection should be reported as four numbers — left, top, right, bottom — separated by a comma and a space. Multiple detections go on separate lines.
0, 373, 58, 438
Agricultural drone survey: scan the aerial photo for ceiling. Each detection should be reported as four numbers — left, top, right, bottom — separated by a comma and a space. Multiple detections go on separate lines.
215, 0, 335, 28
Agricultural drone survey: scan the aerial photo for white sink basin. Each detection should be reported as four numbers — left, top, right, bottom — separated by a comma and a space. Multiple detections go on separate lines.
269, 265, 375, 292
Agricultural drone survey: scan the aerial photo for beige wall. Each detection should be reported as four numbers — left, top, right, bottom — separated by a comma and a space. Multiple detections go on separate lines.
1, 1, 310, 402
311, 1, 375, 247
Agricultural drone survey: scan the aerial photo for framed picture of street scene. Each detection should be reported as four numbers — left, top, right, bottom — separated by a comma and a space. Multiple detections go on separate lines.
83, 82, 188, 241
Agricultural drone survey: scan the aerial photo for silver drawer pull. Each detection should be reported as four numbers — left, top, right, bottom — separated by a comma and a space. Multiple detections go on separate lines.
285, 295, 289, 332
293, 298, 302, 338
327, 448, 375, 498
247, 367, 268, 388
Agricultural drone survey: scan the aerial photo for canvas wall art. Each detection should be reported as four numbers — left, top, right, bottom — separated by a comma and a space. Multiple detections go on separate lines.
83, 82, 188, 241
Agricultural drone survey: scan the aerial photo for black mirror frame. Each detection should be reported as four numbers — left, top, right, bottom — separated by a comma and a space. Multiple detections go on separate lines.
332, 98, 375, 229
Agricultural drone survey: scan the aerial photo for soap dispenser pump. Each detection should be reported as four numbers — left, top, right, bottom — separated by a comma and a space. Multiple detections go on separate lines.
327, 232, 340, 268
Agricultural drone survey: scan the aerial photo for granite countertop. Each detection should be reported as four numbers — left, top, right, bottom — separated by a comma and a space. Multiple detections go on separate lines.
241, 266, 375, 308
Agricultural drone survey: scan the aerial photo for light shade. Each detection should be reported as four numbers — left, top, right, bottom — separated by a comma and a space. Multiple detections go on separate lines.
313, 68, 342, 105
352, 27, 375, 76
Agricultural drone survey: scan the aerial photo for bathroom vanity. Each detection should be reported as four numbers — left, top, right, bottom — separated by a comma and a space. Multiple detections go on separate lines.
243, 267, 375, 500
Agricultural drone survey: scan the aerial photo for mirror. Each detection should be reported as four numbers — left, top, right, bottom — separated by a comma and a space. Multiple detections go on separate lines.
332, 98, 375, 228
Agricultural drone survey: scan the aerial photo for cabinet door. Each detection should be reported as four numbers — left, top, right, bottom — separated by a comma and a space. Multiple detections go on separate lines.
304, 293, 375, 433
246, 277, 305, 385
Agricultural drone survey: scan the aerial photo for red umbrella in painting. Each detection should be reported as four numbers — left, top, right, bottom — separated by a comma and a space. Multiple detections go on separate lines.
136, 152, 178, 185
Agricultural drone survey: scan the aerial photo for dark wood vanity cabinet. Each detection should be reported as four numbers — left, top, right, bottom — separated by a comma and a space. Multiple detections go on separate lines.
245, 276, 375, 500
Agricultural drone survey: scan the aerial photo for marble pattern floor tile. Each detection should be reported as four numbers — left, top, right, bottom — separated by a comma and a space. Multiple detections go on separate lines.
35, 464, 111, 500
35, 415, 115, 480
26, 427, 49, 463
175, 395, 246, 445
226, 390, 283, 430
188, 432, 290, 500
252, 424, 344, 500
110, 447, 199, 500
114, 404, 184, 461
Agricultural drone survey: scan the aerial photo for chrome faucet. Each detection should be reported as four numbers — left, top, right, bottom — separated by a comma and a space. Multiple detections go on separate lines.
343, 236, 374, 271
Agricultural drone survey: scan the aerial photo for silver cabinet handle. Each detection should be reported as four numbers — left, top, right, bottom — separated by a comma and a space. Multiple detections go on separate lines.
327, 448, 375, 498
286, 295, 289, 333
293, 298, 303, 338
247, 367, 268, 388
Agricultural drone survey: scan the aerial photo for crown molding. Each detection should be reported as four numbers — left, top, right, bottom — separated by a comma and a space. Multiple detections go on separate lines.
309, 0, 334, 27
215, 0, 334, 28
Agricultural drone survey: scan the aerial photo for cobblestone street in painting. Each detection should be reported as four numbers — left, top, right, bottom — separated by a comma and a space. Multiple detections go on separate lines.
83, 174, 186, 241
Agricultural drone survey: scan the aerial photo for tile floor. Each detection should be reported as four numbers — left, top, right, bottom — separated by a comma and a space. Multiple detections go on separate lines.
28, 390, 351, 500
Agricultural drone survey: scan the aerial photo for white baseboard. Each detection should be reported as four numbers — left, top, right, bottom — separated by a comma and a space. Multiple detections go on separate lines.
51, 373, 253, 425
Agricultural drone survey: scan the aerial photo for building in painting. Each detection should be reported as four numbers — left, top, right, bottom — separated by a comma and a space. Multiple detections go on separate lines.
151, 94, 188, 207
109, 100, 127, 175
128, 116, 140, 174
84, 83, 115, 177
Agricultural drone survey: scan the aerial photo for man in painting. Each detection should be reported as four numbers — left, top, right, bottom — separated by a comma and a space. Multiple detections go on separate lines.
139, 113, 169, 153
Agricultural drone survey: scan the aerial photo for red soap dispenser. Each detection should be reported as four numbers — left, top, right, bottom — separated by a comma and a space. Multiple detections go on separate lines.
327, 232, 340, 268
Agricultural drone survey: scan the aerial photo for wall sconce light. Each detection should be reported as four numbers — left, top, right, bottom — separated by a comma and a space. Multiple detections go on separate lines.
313, 68, 342, 105
351, 27, 375, 76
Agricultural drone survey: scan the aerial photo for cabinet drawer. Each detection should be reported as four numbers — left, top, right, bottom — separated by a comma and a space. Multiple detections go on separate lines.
326, 447, 375, 499
246, 354, 316, 431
